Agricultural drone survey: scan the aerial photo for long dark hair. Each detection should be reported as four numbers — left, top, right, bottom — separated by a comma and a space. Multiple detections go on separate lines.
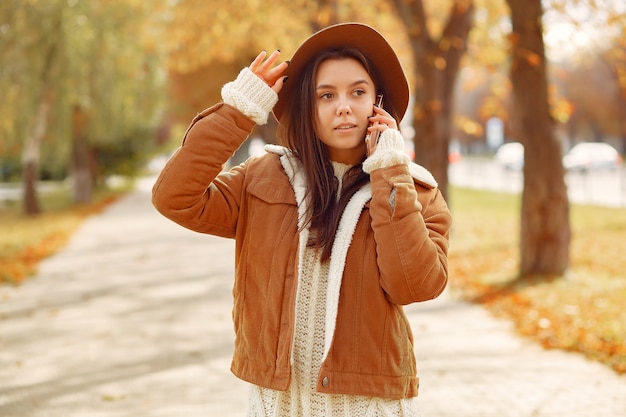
277, 47, 402, 261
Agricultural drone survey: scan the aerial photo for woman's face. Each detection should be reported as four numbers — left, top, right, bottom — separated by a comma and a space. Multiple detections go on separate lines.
313, 58, 377, 165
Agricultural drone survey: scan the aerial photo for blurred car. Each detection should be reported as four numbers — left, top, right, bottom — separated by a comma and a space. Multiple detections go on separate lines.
494, 142, 524, 170
562, 142, 622, 172
448, 150, 462, 164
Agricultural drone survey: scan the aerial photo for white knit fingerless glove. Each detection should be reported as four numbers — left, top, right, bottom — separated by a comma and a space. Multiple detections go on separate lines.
362, 129, 410, 173
221, 67, 278, 125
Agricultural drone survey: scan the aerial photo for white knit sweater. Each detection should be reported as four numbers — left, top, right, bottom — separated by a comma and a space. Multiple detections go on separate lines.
246, 163, 420, 417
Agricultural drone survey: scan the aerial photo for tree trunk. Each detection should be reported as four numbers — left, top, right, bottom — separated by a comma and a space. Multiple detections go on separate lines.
71, 105, 93, 204
620, 114, 626, 154
506, 0, 570, 276
614, 75, 626, 153
413, 53, 447, 195
21, 36, 59, 216
601, 51, 626, 152
22, 160, 40, 215
391, 0, 474, 202
21, 90, 52, 215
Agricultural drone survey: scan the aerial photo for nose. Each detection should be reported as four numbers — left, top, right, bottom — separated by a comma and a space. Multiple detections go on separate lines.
336, 98, 351, 116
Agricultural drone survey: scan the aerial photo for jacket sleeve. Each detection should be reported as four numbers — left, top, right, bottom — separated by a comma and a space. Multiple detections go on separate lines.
368, 164, 451, 305
151, 103, 256, 238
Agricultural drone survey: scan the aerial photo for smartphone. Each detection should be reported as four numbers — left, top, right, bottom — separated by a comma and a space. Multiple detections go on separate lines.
366, 94, 384, 145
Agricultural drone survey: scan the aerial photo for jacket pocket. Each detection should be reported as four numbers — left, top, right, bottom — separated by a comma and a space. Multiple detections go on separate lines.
247, 178, 296, 205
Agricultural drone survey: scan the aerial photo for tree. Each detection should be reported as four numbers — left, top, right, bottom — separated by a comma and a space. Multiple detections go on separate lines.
62, 1, 167, 203
451, 0, 513, 151
544, 0, 626, 151
0, 0, 166, 212
562, 54, 622, 145
0, 0, 65, 214
390, 0, 475, 201
506, 0, 570, 275
601, 36, 626, 151
163, 0, 318, 126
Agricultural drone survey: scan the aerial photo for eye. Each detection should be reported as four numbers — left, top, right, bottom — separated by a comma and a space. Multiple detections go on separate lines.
319, 92, 333, 100
353, 89, 367, 97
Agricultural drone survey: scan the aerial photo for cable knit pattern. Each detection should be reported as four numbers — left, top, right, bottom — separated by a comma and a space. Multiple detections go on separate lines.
221, 67, 278, 125
247, 164, 420, 417
362, 129, 410, 173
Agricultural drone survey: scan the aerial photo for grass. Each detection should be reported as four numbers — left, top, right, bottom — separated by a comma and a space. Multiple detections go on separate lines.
0, 181, 129, 284
1, 182, 624, 374
447, 187, 626, 375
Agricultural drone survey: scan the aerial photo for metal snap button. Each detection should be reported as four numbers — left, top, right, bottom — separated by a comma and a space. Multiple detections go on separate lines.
322, 376, 329, 387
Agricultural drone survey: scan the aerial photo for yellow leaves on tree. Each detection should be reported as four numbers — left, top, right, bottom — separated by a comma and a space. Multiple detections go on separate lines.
164, 0, 311, 75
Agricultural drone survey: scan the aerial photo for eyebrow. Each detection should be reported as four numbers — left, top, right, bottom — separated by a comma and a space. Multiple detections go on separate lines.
316, 79, 371, 91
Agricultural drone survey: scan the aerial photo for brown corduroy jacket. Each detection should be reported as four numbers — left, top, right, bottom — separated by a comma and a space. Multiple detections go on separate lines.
152, 103, 452, 399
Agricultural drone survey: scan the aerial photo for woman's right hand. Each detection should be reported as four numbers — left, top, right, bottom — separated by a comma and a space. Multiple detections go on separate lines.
250, 50, 289, 94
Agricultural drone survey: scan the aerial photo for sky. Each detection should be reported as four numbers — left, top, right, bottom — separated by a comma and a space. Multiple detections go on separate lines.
543, 0, 625, 62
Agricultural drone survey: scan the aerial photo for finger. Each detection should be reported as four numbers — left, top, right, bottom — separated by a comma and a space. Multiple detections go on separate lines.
258, 50, 281, 73
265, 61, 289, 85
369, 115, 397, 130
249, 50, 267, 72
367, 138, 377, 156
271, 74, 288, 94
372, 105, 393, 120
266, 60, 288, 77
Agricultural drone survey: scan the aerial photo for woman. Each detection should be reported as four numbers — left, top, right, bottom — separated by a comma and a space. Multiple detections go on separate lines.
152, 22, 451, 417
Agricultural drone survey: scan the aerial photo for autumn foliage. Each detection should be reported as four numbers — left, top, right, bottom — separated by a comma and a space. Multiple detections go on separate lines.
449, 187, 626, 375
0, 195, 121, 284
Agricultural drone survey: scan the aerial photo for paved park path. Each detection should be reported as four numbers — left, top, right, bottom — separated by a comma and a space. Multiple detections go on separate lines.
2, 176, 626, 417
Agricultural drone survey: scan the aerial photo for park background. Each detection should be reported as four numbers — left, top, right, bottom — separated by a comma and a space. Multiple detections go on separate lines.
1, 0, 625, 382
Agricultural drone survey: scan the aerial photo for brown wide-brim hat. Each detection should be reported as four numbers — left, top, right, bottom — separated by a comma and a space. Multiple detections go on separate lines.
273, 22, 410, 124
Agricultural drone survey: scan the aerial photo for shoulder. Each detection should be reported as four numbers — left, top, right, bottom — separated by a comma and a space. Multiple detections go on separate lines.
407, 163, 449, 216
408, 162, 438, 189
241, 148, 283, 175
239, 146, 295, 186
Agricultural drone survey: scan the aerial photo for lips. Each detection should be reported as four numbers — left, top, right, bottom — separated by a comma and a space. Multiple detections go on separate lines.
335, 123, 357, 130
